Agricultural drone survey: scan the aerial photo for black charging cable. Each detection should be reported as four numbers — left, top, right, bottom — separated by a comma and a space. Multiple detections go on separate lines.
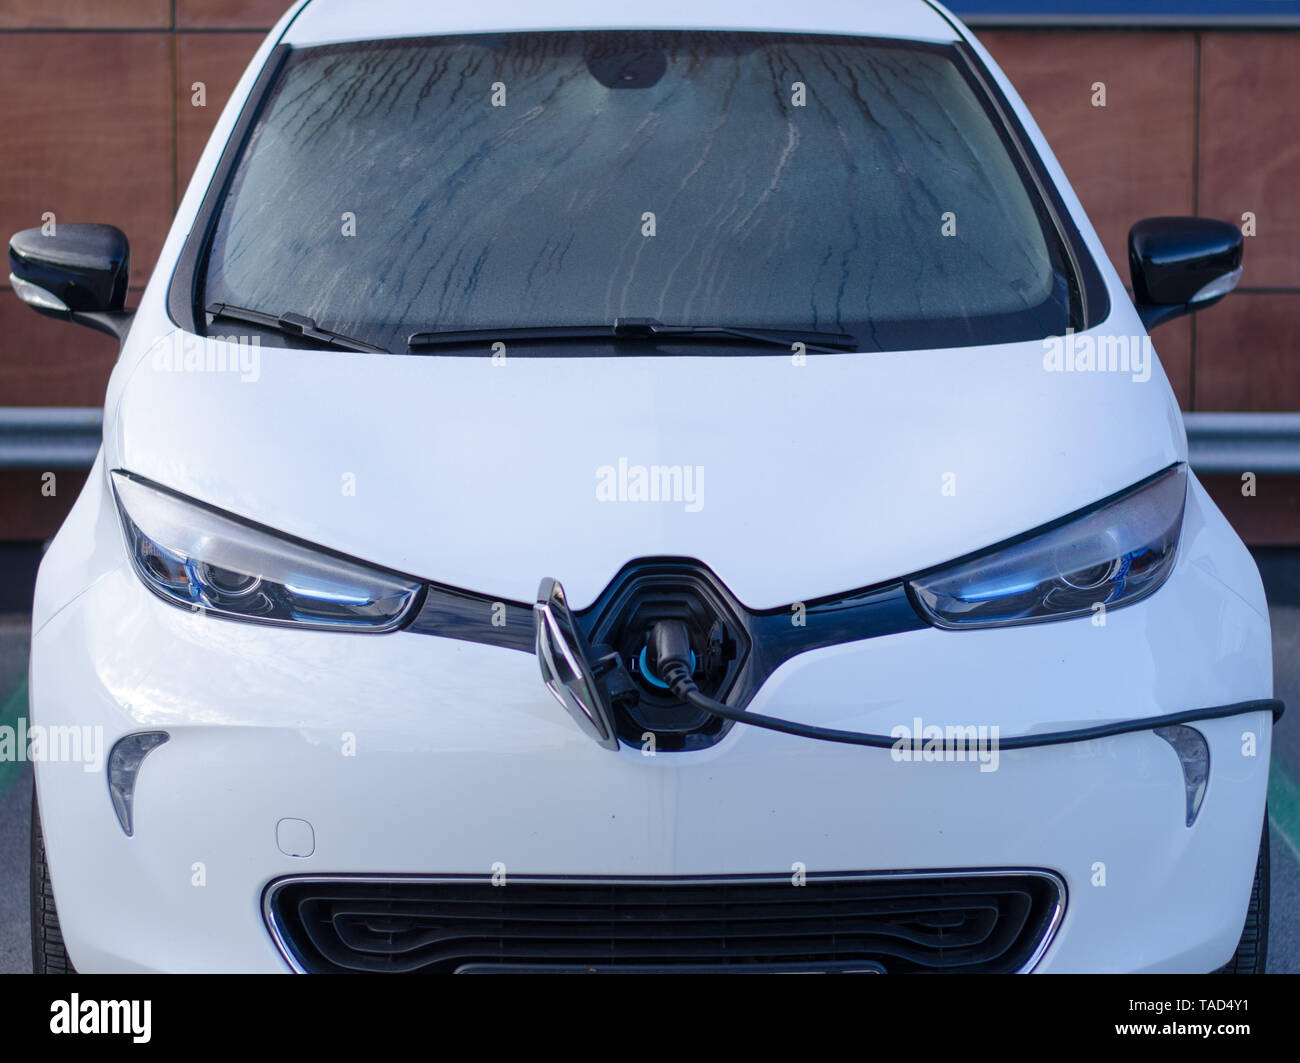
648, 619, 900, 748
646, 618, 1281, 751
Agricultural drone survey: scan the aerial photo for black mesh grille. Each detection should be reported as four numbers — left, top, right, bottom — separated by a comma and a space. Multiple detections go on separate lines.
266, 873, 1062, 974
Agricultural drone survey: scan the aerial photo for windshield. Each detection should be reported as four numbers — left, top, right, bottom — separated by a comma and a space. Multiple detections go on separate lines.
199, 31, 1078, 354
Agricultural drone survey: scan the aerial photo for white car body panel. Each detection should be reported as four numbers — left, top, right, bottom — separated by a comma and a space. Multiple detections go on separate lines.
107, 330, 1182, 611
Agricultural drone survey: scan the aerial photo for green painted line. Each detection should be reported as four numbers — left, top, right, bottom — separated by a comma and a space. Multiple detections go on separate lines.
0, 676, 28, 799
1268, 754, 1300, 862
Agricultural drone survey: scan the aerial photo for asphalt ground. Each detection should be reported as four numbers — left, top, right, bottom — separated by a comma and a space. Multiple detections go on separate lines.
0, 555, 1297, 973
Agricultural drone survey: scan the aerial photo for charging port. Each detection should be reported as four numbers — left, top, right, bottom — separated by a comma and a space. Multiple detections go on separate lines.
579, 563, 748, 749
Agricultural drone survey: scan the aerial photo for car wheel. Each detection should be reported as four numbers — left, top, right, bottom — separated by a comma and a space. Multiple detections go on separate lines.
30, 778, 75, 974
1215, 813, 1270, 974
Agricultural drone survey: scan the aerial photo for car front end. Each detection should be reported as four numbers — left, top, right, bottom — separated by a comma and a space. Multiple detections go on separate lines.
18, 0, 1278, 974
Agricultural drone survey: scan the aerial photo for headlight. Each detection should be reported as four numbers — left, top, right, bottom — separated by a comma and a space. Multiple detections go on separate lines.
908, 464, 1186, 628
111, 471, 423, 631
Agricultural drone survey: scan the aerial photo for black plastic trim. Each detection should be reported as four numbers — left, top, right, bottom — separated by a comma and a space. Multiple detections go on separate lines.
406, 586, 534, 651
263, 868, 1066, 975
950, 38, 1110, 331
166, 44, 292, 334
924, 0, 1109, 327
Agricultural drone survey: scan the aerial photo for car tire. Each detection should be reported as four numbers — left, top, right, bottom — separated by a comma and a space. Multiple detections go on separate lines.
1215, 813, 1270, 974
30, 778, 76, 974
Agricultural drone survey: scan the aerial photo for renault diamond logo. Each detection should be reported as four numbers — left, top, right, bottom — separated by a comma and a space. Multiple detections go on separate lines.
534, 578, 619, 750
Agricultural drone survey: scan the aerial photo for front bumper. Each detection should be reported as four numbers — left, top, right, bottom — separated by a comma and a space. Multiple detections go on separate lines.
29, 471, 1275, 972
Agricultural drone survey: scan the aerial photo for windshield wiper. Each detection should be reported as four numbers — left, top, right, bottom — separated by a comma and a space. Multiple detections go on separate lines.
205, 303, 388, 354
407, 318, 857, 353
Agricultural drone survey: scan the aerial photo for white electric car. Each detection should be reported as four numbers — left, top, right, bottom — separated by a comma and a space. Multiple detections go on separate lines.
12, 0, 1277, 973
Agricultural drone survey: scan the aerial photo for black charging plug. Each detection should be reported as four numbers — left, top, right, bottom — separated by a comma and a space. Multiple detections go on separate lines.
647, 619, 695, 691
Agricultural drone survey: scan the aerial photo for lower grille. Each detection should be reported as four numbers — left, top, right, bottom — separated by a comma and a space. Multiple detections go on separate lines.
265, 872, 1064, 974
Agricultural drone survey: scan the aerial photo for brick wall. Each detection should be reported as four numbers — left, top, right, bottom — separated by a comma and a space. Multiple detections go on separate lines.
1, 6, 1297, 539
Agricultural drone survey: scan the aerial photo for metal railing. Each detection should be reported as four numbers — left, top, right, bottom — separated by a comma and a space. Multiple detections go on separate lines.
0, 407, 103, 469
1, 407, 1299, 474
1183, 413, 1300, 476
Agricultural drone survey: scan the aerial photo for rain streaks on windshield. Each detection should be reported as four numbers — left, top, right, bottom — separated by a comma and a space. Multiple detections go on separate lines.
203, 31, 1071, 353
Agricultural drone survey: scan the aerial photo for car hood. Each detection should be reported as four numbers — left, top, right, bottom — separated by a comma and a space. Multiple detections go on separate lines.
110, 327, 1185, 610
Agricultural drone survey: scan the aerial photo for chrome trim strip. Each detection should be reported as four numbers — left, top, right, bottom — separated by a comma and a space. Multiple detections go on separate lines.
262, 868, 1067, 974
9, 273, 69, 313
533, 577, 619, 749
1191, 265, 1243, 304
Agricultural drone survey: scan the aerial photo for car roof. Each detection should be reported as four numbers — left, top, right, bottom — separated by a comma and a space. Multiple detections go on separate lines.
282, 0, 961, 48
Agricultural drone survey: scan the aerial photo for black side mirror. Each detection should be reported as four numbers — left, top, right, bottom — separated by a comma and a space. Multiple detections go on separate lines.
1128, 217, 1242, 330
8, 223, 134, 341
